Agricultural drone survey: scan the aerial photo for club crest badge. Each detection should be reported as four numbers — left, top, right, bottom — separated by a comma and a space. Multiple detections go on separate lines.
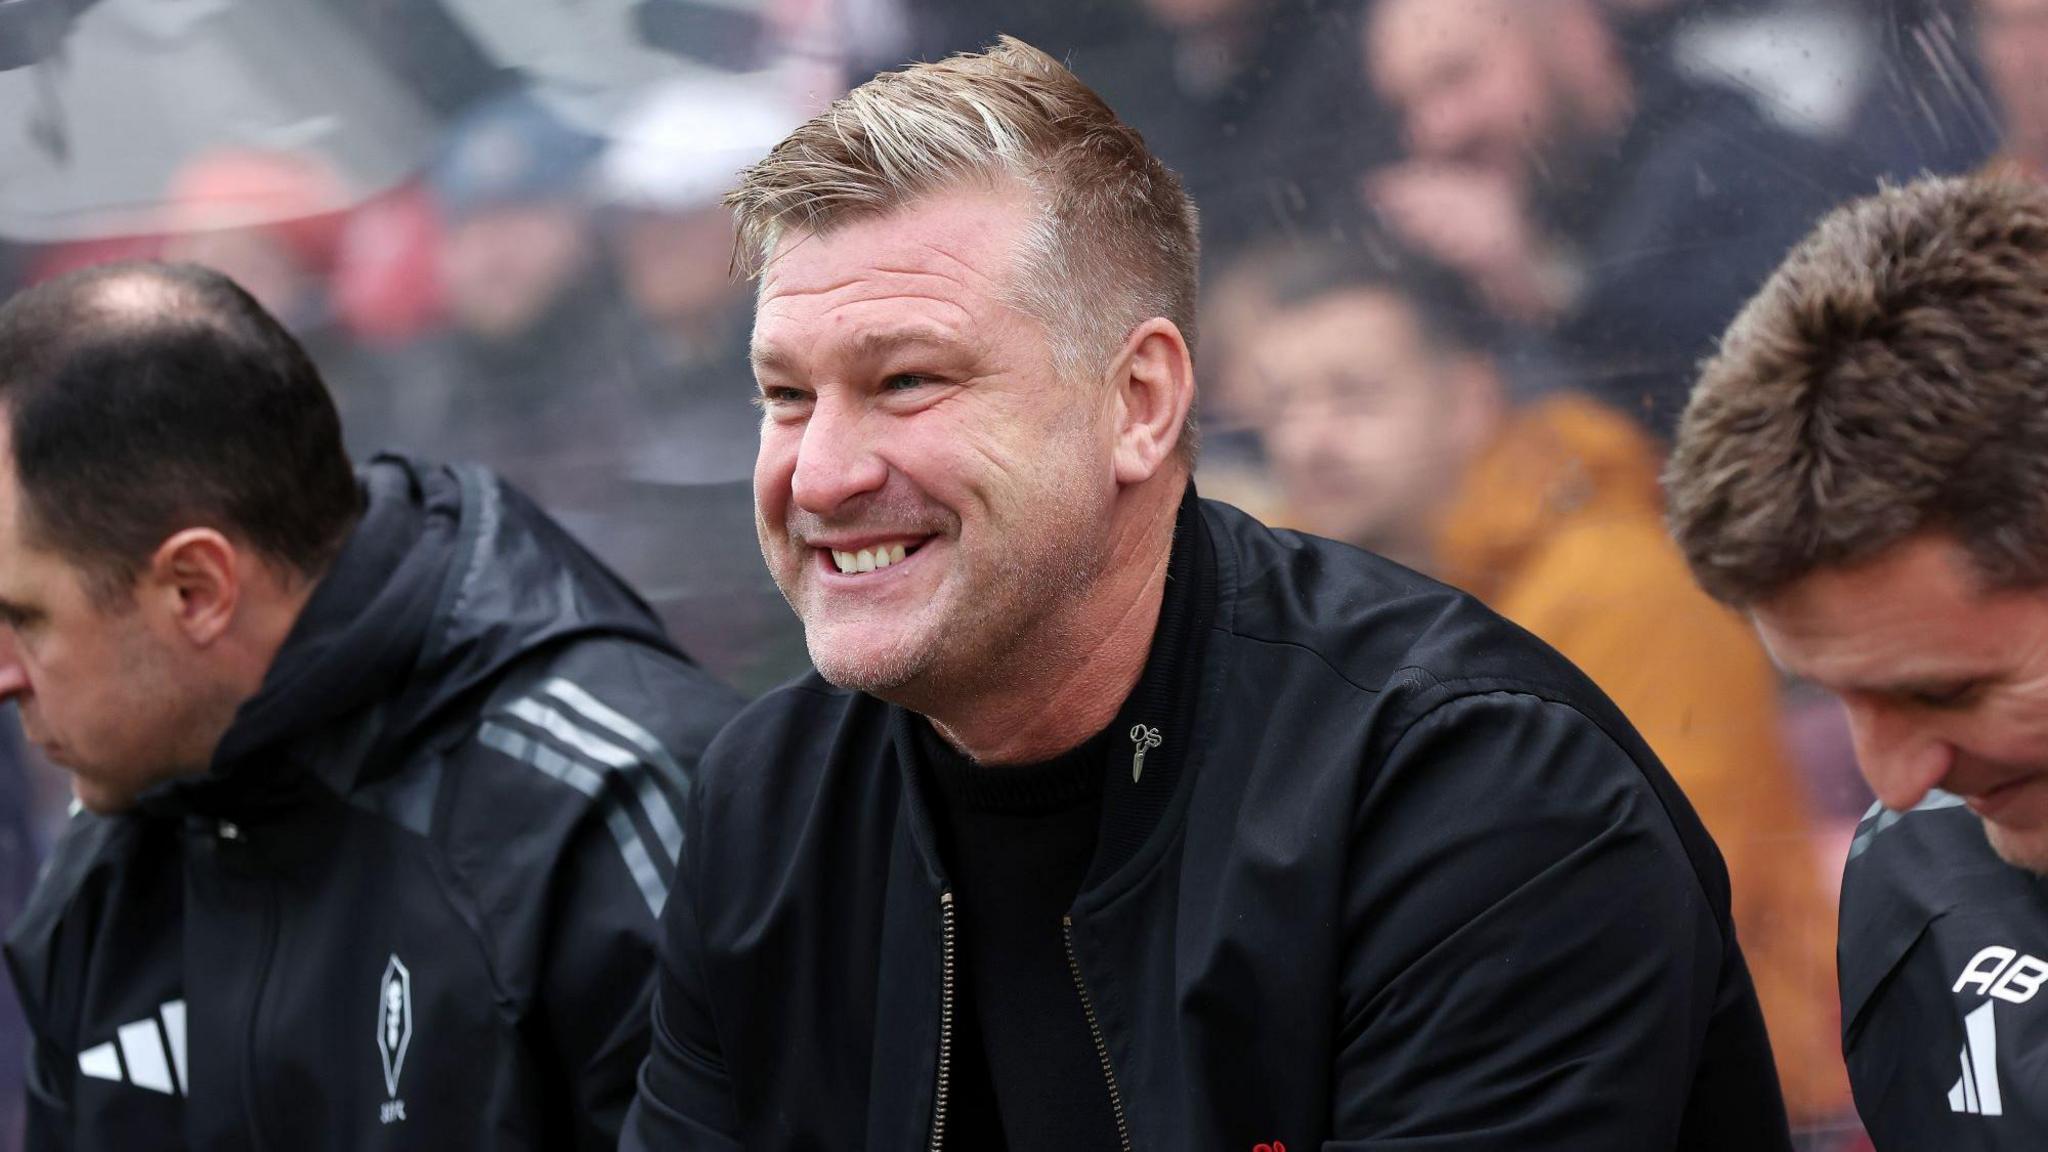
377, 954, 413, 1122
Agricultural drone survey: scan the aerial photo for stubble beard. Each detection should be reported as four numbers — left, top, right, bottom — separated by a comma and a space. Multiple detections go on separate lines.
787, 476, 1109, 710
812, 514, 1106, 709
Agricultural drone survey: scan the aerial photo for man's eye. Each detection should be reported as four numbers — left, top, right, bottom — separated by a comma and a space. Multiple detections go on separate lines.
1910, 685, 1979, 710
755, 387, 811, 407
883, 374, 931, 391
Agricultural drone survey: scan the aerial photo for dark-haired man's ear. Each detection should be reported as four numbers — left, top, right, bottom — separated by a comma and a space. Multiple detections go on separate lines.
1111, 317, 1196, 486
147, 529, 241, 648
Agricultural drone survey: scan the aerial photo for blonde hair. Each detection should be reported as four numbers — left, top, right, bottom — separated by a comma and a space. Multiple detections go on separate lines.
727, 37, 1201, 452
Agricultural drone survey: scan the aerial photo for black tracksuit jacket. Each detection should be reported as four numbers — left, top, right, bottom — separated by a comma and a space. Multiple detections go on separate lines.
5, 456, 743, 1150
1840, 792, 2048, 1147
623, 493, 1795, 1150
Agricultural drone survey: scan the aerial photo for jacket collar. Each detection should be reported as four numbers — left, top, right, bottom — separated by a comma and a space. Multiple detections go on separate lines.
891, 483, 1219, 899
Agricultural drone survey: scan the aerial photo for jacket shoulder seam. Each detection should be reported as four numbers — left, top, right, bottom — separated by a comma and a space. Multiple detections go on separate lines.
1220, 627, 1389, 699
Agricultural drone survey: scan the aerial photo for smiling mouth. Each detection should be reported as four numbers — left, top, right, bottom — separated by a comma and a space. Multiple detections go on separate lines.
822, 539, 927, 575
1965, 774, 2046, 821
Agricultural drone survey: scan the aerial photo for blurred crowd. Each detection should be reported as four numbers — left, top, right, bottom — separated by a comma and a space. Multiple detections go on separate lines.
0, 0, 2037, 1146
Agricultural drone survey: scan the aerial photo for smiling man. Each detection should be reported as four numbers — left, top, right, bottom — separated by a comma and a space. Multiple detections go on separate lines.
624, 37, 1793, 1151
1666, 175, 2048, 1147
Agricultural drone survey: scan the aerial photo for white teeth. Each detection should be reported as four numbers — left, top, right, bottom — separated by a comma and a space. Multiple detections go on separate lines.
828, 542, 914, 575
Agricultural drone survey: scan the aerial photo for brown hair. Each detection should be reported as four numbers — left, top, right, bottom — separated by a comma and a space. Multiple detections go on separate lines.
1666, 175, 2048, 606
726, 36, 1202, 454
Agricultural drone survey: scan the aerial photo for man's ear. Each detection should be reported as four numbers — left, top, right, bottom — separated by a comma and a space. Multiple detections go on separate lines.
1110, 317, 1197, 486
145, 529, 240, 647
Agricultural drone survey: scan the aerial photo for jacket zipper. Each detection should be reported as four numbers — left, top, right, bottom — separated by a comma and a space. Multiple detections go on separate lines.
1063, 916, 1133, 1152
928, 890, 957, 1152
217, 820, 279, 1152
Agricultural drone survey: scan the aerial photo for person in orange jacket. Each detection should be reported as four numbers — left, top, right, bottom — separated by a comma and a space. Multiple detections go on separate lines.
1245, 250, 1850, 1125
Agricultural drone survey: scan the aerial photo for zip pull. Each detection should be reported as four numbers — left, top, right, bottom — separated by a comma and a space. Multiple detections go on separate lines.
217, 820, 242, 841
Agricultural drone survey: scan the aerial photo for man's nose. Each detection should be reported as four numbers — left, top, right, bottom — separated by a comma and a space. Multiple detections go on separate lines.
1845, 700, 1953, 812
789, 394, 889, 516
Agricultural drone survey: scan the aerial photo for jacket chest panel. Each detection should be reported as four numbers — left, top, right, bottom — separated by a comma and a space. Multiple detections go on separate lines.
1853, 901, 2048, 1140
66, 816, 519, 1150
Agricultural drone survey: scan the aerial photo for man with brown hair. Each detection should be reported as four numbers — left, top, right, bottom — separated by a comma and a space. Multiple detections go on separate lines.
625, 37, 1792, 1150
1667, 174, 2048, 1146
1249, 251, 1849, 1126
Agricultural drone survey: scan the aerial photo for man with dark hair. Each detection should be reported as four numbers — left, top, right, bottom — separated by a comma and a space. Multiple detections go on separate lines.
0, 261, 742, 1148
384, 92, 662, 516
1365, 0, 1854, 439
1666, 174, 2048, 1146
625, 39, 1793, 1149
1249, 252, 1850, 1126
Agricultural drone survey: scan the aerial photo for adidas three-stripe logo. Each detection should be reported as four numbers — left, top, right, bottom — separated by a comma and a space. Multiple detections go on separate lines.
1948, 1001, 2002, 1116
79, 1000, 187, 1096
477, 678, 689, 918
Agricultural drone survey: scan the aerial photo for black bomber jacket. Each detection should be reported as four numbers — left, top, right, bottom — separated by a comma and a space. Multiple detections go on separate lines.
624, 491, 1795, 1150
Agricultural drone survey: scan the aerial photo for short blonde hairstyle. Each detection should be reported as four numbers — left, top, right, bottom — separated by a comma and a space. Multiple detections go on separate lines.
728, 37, 1202, 453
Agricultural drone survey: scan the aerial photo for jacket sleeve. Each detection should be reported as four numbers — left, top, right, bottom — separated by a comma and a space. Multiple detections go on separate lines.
532, 807, 669, 1151
7, 813, 101, 1152
619, 824, 744, 1151
1495, 523, 1848, 1121
1328, 689, 1791, 1149
512, 652, 745, 1149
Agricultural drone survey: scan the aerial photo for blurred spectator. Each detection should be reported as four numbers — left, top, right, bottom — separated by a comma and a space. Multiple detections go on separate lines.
1098, 0, 1391, 263
160, 150, 349, 324
597, 74, 795, 475
328, 183, 445, 349
387, 91, 661, 519
591, 75, 813, 694
1364, 0, 1853, 439
1248, 250, 1850, 1125
908, 0, 1391, 266
1977, 0, 2048, 178
158, 148, 396, 458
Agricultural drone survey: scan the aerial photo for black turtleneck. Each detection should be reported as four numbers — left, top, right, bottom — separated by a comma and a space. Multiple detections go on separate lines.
916, 487, 1211, 1151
